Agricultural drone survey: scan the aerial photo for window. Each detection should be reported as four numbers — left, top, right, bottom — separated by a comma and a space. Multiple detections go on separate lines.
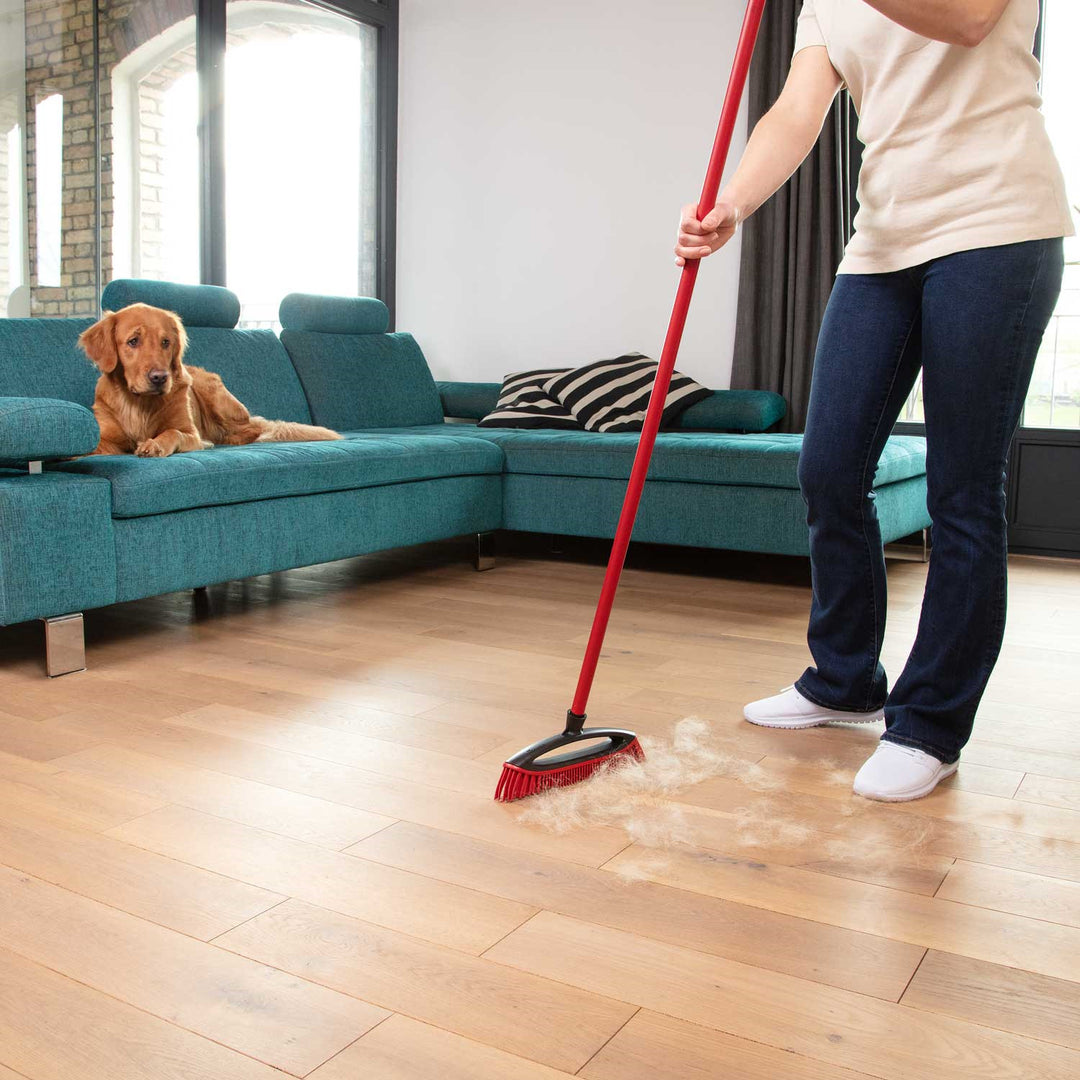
1, 0, 396, 320
0, 0, 27, 317
33, 93, 63, 287
224, 2, 378, 327
110, 4, 199, 285
1022, 0, 1079, 430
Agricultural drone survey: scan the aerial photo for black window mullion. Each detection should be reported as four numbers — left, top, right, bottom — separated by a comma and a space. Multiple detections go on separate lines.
197, 0, 227, 286
376, 4, 398, 324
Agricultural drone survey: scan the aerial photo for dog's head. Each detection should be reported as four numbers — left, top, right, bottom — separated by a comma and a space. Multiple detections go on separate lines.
79, 303, 189, 398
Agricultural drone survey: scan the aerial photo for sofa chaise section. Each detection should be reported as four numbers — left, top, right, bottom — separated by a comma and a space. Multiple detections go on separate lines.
365, 382, 931, 558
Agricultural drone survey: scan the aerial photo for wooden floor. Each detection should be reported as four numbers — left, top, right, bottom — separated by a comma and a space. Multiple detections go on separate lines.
0, 534, 1078, 1080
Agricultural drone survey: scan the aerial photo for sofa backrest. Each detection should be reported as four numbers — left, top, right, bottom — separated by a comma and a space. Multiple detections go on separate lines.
0, 317, 97, 406
101, 280, 313, 423
278, 293, 444, 431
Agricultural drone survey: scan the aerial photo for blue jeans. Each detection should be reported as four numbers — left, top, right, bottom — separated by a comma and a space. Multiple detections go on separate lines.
794, 238, 1064, 763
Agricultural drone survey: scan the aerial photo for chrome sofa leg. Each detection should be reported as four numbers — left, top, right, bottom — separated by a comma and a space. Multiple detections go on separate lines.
922, 526, 931, 563
475, 532, 495, 572
42, 613, 86, 677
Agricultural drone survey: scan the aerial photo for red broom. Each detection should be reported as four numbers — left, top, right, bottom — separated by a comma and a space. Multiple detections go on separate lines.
496, 0, 768, 802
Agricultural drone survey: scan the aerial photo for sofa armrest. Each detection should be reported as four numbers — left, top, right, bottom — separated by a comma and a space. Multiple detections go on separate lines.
437, 381, 501, 420
672, 390, 786, 433
0, 397, 100, 464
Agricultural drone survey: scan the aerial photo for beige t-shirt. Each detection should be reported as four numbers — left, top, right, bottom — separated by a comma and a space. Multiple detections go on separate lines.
794, 0, 1074, 274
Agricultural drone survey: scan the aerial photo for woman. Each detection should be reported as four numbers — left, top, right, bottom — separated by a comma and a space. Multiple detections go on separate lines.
676, 0, 1072, 801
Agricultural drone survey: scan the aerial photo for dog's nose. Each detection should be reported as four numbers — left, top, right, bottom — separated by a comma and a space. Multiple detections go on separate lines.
148, 369, 168, 388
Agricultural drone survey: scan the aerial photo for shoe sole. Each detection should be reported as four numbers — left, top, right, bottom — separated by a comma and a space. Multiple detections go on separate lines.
743, 710, 884, 730
853, 760, 960, 802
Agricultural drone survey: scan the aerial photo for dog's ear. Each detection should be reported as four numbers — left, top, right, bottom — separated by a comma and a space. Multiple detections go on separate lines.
166, 309, 188, 372
79, 312, 119, 373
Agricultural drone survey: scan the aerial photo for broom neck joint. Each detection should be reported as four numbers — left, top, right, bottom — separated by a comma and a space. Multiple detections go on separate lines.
564, 710, 587, 736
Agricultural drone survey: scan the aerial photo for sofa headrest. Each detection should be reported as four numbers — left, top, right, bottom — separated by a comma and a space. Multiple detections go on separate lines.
279, 293, 389, 336
101, 280, 241, 329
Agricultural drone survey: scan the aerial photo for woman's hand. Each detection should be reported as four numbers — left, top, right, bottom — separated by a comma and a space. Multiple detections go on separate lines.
675, 202, 740, 266
671, 47, 842, 268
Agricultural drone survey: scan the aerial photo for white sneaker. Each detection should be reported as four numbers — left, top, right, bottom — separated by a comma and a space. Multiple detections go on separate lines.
853, 742, 958, 802
743, 686, 884, 730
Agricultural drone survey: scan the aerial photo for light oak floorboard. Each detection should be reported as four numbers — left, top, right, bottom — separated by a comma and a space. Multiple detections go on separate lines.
308, 1015, 578, 1080
158, 703, 500, 799
348, 821, 924, 1000
603, 844, 1080, 983
0, 767, 166, 834
215, 898, 636, 1073
1015, 773, 1080, 811
107, 804, 536, 954
0, 805, 282, 940
0, 866, 386, 1075
46, 707, 628, 866
0, 944, 293, 1080
935, 860, 1080, 928
53, 744, 394, 849
901, 950, 1080, 1051
581, 1009, 875, 1080
486, 911, 1080, 1080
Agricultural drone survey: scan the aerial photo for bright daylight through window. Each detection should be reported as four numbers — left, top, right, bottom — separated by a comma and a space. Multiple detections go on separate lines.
902, 0, 1080, 429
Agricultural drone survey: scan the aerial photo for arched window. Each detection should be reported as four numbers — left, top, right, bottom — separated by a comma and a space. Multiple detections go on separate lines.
112, 0, 380, 327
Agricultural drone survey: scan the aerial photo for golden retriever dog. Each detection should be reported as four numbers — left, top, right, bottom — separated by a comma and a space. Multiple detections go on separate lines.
78, 303, 340, 457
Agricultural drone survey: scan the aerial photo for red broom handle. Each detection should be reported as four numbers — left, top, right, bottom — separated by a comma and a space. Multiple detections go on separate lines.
570, 0, 767, 719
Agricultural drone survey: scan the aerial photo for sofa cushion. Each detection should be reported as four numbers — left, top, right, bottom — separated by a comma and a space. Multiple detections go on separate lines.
544, 355, 711, 432
478, 368, 580, 429
673, 389, 786, 432
102, 280, 241, 329
0, 317, 97, 406
279, 293, 390, 335
361, 424, 928, 491
54, 432, 504, 518
437, 382, 501, 420
184, 327, 315, 424
0, 397, 100, 464
280, 328, 444, 431
480, 429, 926, 489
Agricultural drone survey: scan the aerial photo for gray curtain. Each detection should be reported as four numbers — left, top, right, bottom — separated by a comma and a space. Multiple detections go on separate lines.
730, 0, 845, 433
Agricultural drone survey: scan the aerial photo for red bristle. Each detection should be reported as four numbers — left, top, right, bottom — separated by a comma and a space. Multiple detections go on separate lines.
494, 738, 645, 802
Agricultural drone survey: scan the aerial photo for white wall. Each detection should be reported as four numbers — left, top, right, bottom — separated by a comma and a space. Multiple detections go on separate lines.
397, 0, 749, 389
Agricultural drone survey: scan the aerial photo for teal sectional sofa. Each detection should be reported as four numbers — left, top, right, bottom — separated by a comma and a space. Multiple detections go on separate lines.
0, 280, 931, 675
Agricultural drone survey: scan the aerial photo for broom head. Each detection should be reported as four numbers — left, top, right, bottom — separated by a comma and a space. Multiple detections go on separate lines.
494, 726, 644, 802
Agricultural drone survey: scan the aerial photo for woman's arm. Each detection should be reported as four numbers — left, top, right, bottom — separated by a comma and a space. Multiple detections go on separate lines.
861, 1, 1011, 47
676, 46, 841, 265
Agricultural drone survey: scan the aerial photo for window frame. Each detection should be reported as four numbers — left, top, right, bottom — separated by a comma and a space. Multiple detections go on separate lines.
195, 0, 398, 321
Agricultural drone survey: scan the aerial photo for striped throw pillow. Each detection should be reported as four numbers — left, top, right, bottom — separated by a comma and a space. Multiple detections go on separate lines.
478, 368, 582, 429
543, 353, 711, 432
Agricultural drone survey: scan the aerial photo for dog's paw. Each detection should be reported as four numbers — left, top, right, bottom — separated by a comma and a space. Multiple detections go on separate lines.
136, 439, 167, 458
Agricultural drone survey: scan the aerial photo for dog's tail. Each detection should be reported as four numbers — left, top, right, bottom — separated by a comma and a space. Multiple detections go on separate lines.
253, 418, 342, 443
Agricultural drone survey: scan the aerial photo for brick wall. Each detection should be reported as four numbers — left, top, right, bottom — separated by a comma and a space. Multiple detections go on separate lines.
15, 0, 360, 320
24, 0, 98, 315
21, 0, 197, 317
